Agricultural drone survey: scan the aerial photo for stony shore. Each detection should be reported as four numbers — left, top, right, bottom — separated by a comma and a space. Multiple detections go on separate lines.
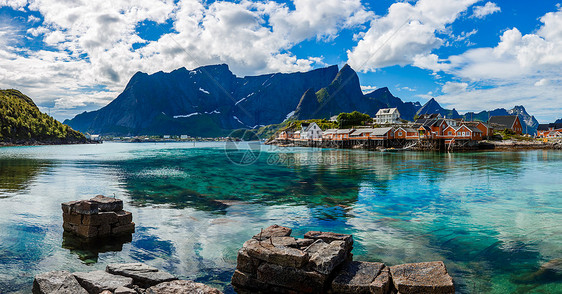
33, 263, 222, 294
231, 225, 455, 294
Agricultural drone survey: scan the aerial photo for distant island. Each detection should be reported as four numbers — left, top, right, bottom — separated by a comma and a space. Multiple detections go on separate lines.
63, 64, 540, 138
0, 89, 88, 146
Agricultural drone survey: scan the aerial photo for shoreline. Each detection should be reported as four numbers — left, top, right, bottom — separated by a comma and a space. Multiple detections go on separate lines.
0, 140, 100, 147
267, 139, 562, 151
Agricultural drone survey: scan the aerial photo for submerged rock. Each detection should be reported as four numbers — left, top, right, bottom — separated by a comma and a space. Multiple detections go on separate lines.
73, 270, 133, 294
389, 261, 454, 294
145, 280, 223, 294
32, 271, 88, 294
106, 263, 177, 288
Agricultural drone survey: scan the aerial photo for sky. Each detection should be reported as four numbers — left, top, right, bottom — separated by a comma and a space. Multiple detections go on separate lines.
0, 0, 561, 123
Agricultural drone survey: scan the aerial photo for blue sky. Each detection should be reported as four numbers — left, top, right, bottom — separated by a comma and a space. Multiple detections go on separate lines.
0, 0, 561, 123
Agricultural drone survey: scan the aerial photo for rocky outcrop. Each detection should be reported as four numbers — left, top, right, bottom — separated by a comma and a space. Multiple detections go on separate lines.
32, 271, 88, 294
33, 264, 222, 294
106, 263, 176, 288
73, 271, 133, 294
389, 261, 454, 294
145, 280, 222, 294
232, 224, 353, 293
232, 225, 455, 294
61, 195, 135, 239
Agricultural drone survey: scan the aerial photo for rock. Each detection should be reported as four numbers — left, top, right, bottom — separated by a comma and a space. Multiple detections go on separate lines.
106, 263, 177, 288
112, 222, 136, 235
253, 225, 292, 241
116, 210, 133, 225
389, 261, 454, 294
73, 270, 133, 294
75, 225, 98, 238
304, 231, 353, 251
114, 286, 137, 294
62, 212, 82, 225
296, 238, 315, 248
61, 200, 80, 214
244, 239, 309, 268
307, 240, 348, 275
330, 261, 385, 293
257, 263, 326, 293
269, 236, 298, 248
100, 291, 112, 294
70, 201, 99, 215
32, 271, 88, 294
81, 212, 118, 226
236, 248, 261, 274
231, 270, 267, 290
370, 266, 391, 294
90, 195, 124, 212
145, 280, 222, 294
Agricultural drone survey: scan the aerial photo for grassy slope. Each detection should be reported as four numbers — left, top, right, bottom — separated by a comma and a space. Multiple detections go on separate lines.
0, 89, 87, 143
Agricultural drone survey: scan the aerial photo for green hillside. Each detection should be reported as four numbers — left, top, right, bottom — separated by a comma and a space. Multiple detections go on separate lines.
0, 89, 87, 144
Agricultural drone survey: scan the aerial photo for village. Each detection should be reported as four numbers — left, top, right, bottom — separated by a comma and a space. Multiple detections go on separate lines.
273, 107, 545, 151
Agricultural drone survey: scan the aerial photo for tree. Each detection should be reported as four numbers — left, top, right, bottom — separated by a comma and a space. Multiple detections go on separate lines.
337, 111, 371, 128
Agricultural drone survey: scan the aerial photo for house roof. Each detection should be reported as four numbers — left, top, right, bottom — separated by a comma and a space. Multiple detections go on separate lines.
371, 127, 394, 136
466, 126, 483, 133
376, 108, 399, 116
336, 129, 355, 134
489, 115, 518, 129
351, 128, 374, 136
395, 127, 417, 133
323, 129, 338, 134
537, 123, 562, 131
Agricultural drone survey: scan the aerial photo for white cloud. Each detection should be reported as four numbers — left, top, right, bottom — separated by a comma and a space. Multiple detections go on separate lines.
414, 8, 562, 121
535, 79, 549, 86
472, 2, 500, 19
360, 85, 377, 93
0, 0, 372, 120
441, 81, 467, 93
347, 0, 479, 71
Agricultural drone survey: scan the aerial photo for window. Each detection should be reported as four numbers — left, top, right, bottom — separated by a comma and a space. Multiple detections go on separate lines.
448, 131, 452, 135
398, 132, 403, 136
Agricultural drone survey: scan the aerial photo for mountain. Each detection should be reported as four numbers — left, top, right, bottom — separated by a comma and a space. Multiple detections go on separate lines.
293, 64, 366, 119
293, 65, 421, 121
416, 98, 461, 119
0, 89, 87, 144
64, 63, 540, 137
65, 64, 338, 136
556, 118, 562, 124
464, 105, 539, 134
364, 87, 421, 121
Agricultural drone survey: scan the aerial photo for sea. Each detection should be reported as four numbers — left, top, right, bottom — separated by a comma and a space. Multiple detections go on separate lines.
0, 142, 560, 293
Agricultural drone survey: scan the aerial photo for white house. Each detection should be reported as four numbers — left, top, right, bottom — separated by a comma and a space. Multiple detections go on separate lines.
374, 108, 401, 124
300, 122, 323, 140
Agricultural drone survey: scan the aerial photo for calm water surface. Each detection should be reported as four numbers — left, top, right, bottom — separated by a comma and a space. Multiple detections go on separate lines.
0, 142, 560, 293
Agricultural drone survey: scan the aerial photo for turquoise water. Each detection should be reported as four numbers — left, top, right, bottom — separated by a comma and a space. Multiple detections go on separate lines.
0, 142, 560, 293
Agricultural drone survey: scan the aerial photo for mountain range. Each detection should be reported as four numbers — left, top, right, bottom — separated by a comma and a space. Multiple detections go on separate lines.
64, 64, 539, 136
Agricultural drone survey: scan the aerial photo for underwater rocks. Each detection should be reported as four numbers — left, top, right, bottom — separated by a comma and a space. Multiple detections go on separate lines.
33, 264, 222, 294
232, 225, 455, 294
61, 195, 134, 239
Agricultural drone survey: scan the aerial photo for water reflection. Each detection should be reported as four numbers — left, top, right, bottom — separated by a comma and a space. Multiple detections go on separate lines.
0, 143, 560, 294
62, 232, 133, 264
0, 158, 51, 196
